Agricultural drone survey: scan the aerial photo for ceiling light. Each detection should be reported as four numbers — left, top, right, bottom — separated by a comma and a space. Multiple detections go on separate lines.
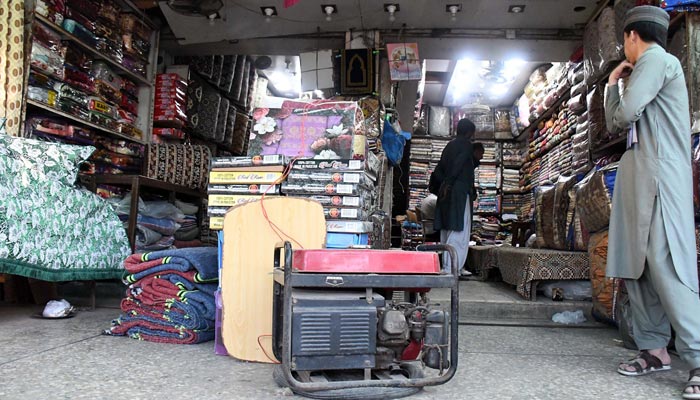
490, 84, 509, 97
322, 4, 337, 22
446, 4, 461, 22
261, 6, 277, 23
384, 3, 399, 22
508, 5, 525, 13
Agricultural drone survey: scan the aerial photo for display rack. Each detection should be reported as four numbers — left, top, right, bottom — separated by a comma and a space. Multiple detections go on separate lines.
34, 14, 153, 86
26, 99, 147, 144
26, 7, 159, 144
81, 174, 205, 252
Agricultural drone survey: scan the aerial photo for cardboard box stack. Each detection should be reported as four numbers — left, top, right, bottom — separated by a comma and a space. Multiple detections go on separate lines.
206, 155, 287, 230
152, 73, 188, 142
283, 153, 381, 248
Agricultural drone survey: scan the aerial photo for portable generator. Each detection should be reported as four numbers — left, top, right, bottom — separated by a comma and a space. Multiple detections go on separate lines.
272, 242, 459, 399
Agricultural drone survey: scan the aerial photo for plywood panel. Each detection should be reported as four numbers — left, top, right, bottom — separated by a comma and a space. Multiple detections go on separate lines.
221, 197, 326, 362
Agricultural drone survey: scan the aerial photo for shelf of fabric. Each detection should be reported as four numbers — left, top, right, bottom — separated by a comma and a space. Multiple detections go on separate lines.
35, 14, 152, 86
516, 92, 571, 140
591, 135, 626, 157
81, 174, 205, 252
27, 99, 147, 144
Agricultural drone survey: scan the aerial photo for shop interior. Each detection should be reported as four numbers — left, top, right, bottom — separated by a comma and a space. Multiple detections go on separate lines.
1, 0, 699, 396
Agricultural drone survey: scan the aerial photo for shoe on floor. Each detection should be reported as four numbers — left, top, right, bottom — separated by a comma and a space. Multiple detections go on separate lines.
459, 269, 472, 277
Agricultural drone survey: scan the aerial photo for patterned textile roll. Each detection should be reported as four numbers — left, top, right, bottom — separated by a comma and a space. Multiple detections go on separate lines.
588, 230, 620, 323
146, 144, 211, 191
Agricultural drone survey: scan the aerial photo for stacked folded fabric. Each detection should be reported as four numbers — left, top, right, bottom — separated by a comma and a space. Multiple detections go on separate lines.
502, 168, 521, 193
409, 161, 430, 186
409, 138, 432, 160
502, 193, 531, 218
106, 247, 218, 344
409, 187, 430, 211
173, 199, 202, 248
472, 215, 503, 244
475, 190, 500, 214
502, 142, 527, 167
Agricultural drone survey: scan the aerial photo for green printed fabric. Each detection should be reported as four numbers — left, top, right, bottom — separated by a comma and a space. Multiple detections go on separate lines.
0, 134, 130, 281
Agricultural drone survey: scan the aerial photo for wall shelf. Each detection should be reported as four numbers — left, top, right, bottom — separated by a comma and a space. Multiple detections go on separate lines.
27, 99, 147, 144
591, 135, 626, 157
35, 14, 152, 86
516, 91, 571, 140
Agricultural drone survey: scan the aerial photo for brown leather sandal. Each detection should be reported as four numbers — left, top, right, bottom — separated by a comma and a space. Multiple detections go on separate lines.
617, 350, 672, 376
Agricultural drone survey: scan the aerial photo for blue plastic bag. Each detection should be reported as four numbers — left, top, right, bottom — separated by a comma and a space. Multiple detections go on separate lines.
382, 119, 411, 166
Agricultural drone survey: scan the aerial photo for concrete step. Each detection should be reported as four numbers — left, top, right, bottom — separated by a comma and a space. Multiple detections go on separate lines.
430, 280, 600, 326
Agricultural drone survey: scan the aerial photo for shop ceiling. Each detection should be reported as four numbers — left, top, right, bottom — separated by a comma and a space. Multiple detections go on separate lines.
158, 0, 598, 60
157, 0, 599, 107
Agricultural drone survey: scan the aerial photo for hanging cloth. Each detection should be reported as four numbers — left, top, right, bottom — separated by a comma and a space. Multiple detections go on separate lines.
0, 0, 24, 136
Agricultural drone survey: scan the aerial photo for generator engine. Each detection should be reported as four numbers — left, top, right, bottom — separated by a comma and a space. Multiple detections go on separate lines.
289, 289, 449, 372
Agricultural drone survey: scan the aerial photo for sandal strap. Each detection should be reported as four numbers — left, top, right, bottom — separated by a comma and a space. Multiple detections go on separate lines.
689, 368, 700, 381
685, 376, 700, 389
637, 351, 664, 370
623, 360, 645, 373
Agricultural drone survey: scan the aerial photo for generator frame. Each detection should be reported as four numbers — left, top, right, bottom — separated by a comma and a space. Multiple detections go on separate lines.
272, 242, 460, 393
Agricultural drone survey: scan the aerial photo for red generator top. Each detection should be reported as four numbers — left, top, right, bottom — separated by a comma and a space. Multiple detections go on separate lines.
291, 249, 440, 274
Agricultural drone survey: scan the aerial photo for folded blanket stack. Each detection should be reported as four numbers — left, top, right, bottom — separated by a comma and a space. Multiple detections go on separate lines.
105, 247, 218, 344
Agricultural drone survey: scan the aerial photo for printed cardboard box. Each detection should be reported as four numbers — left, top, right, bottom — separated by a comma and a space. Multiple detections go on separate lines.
209, 171, 283, 184
326, 220, 373, 233
207, 184, 280, 195
247, 100, 366, 159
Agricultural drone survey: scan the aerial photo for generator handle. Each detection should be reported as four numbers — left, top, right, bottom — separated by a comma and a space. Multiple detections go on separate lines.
273, 241, 294, 273
416, 243, 458, 277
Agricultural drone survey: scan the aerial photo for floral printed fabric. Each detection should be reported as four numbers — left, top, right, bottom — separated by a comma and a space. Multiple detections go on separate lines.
0, 134, 130, 281
247, 100, 365, 159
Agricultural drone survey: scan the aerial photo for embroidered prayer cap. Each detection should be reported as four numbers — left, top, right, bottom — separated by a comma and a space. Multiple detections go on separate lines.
624, 5, 670, 30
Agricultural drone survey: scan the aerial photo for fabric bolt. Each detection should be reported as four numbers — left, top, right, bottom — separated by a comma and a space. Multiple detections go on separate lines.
146, 144, 211, 190
535, 186, 555, 248
576, 165, 617, 234
553, 176, 577, 250
584, 19, 601, 85
588, 230, 620, 323
598, 7, 624, 73
605, 44, 698, 291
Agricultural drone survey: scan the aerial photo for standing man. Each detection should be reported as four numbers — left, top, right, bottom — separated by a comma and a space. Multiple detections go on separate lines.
605, 6, 700, 398
430, 118, 477, 277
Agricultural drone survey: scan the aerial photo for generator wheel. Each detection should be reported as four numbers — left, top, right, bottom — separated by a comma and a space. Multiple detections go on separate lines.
273, 363, 424, 400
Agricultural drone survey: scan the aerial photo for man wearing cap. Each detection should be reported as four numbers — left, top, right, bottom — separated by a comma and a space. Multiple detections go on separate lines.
605, 5, 700, 398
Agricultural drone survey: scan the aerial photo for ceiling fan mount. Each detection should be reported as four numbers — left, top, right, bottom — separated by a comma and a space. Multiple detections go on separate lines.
165, 0, 224, 18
